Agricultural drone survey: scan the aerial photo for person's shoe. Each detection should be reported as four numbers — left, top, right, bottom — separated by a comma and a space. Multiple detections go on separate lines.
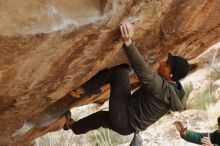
69, 87, 103, 98
63, 111, 74, 130
69, 87, 86, 98
69, 90, 81, 98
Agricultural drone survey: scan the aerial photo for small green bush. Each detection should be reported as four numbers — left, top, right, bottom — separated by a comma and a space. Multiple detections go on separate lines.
89, 128, 114, 146
187, 90, 216, 110
183, 82, 193, 102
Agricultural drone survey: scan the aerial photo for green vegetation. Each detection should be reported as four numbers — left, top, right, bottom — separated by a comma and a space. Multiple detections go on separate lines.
187, 90, 216, 110
184, 65, 220, 110
89, 128, 113, 146
89, 127, 130, 146
183, 82, 193, 103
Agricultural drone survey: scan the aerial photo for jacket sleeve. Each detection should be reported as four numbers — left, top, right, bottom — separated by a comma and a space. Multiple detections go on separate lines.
181, 130, 207, 145
123, 42, 163, 91
169, 83, 185, 111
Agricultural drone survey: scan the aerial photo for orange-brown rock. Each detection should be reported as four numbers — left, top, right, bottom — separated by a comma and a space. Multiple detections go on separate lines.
0, 0, 220, 145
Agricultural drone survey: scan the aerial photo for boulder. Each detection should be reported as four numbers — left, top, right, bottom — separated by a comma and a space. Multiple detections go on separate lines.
1, 0, 220, 145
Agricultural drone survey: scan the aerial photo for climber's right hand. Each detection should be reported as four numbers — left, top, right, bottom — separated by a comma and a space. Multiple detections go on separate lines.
174, 121, 187, 136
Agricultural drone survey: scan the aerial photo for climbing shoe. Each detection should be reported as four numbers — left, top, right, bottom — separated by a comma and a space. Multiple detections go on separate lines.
69, 87, 102, 98
69, 90, 81, 98
69, 87, 86, 98
63, 111, 74, 130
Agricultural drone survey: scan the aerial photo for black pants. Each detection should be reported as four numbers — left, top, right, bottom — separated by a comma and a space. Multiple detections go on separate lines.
71, 64, 134, 135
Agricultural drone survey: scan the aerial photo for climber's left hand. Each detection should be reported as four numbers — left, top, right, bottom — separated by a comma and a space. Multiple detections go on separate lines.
120, 21, 134, 46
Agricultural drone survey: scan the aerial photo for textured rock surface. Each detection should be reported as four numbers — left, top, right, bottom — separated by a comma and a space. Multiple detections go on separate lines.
1, 0, 220, 145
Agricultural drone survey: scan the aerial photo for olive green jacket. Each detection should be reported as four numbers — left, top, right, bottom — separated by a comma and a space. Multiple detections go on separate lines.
181, 130, 220, 146
124, 43, 186, 131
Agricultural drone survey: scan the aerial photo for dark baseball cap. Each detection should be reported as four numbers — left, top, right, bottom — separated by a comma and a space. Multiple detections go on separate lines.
167, 53, 190, 81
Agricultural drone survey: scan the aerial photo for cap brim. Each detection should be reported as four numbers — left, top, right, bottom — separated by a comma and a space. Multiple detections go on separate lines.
167, 53, 174, 71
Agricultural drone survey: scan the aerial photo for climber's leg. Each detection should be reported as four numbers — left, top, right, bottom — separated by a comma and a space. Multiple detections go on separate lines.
108, 64, 134, 135
71, 111, 113, 134
69, 68, 110, 98
68, 64, 134, 135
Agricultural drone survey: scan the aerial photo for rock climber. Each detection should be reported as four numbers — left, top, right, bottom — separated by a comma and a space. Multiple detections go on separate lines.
64, 21, 190, 145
